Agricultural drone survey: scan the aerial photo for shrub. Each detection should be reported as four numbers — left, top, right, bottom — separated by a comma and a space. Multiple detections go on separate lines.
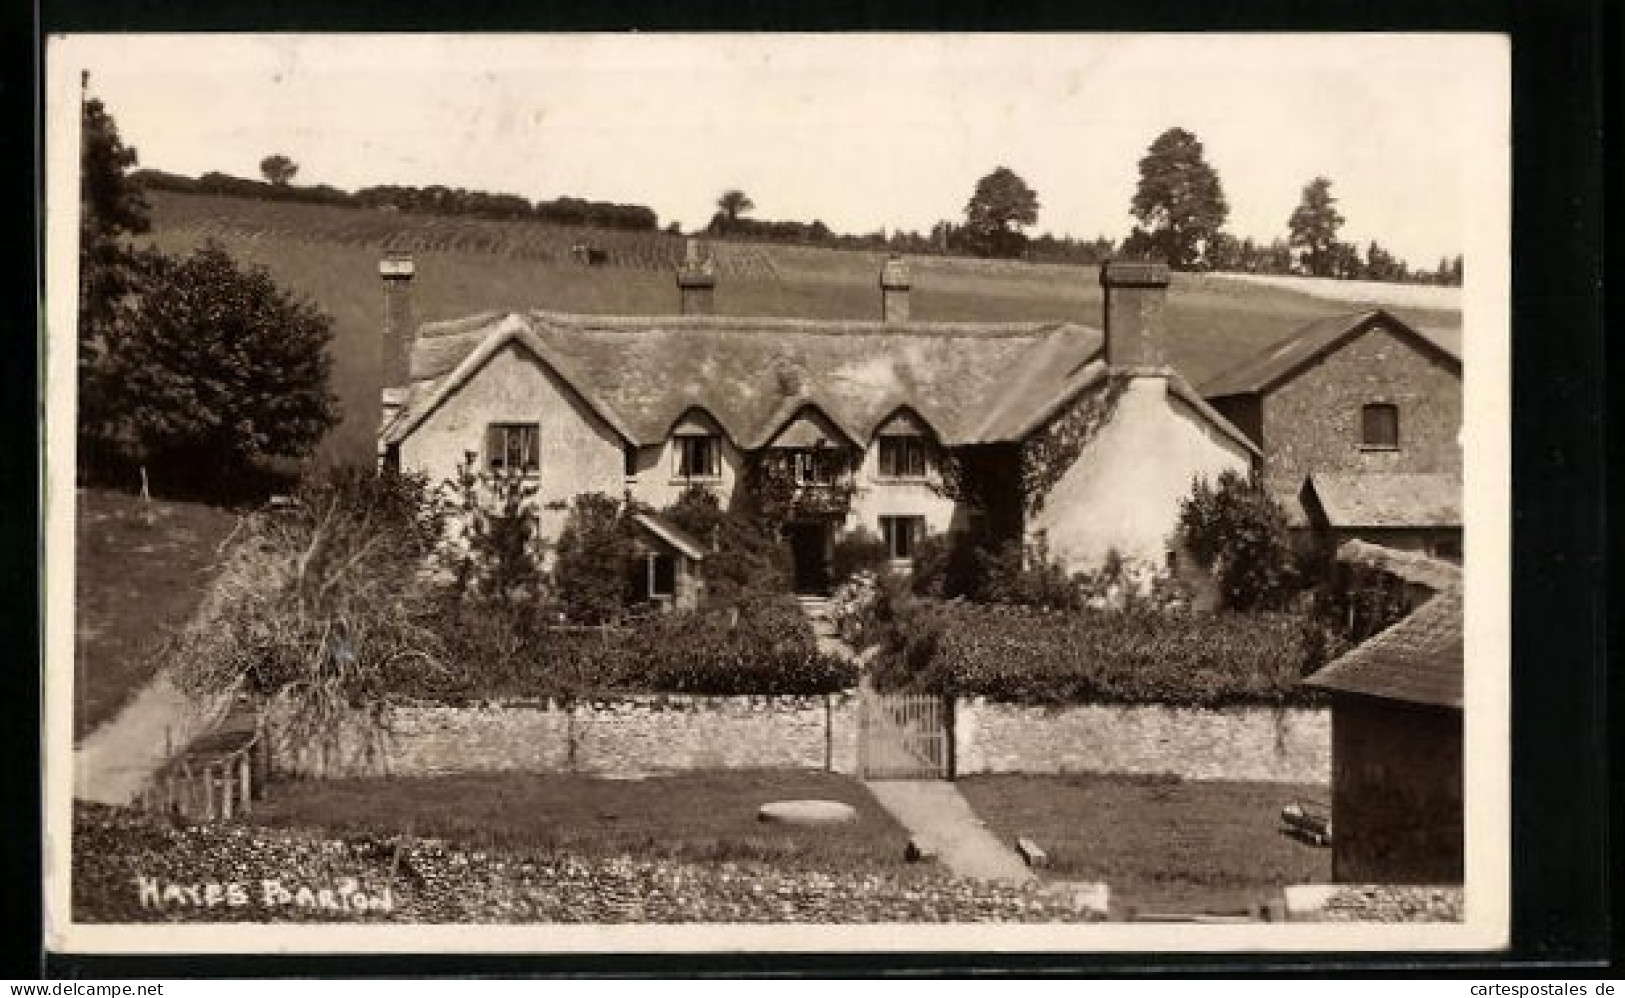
830, 528, 892, 585
1177, 470, 1298, 612
552, 492, 637, 624
172, 466, 449, 753
404, 593, 854, 699
868, 598, 1322, 707
660, 485, 789, 600
440, 461, 545, 604
976, 536, 1083, 611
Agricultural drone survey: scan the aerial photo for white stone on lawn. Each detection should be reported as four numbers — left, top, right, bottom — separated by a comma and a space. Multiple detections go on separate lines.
756, 800, 858, 825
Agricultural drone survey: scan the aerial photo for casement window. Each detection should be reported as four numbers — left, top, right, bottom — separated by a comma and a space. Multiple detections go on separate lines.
486, 423, 539, 473
791, 449, 836, 486
877, 435, 929, 479
1361, 403, 1400, 450
674, 434, 722, 479
880, 515, 926, 561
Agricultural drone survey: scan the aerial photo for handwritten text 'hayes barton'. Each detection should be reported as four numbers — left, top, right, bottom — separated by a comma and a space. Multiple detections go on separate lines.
133, 875, 394, 913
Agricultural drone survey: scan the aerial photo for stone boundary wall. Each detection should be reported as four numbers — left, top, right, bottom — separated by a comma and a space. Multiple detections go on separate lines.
956, 701, 1330, 785
271, 696, 1326, 785
272, 694, 860, 779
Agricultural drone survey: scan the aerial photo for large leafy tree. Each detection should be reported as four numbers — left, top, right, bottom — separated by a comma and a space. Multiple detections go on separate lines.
105, 242, 340, 488
1177, 469, 1297, 612
1288, 176, 1346, 277
962, 166, 1041, 258
78, 97, 152, 459
1127, 127, 1229, 269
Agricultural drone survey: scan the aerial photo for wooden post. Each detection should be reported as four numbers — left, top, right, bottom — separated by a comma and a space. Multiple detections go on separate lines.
220, 766, 234, 820
204, 765, 216, 820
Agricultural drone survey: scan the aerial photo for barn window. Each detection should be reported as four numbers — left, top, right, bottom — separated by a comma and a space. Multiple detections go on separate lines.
674, 434, 722, 479
486, 423, 539, 473
877, 435, 929, 479
880, 515, 925, 561
1361, 403, 1399, 450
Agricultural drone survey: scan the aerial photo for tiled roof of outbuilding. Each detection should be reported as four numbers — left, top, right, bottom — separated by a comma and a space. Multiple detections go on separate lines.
1303, 585, 1463, 709
1302, 472, 1462, 529
1336, 539, 1463, 592
1200, 309, 1462, 399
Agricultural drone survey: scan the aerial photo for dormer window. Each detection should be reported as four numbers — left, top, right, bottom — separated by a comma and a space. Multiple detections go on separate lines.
486, 423, 539, 473
675, 434, 722, 480
878, 435, 929, 479
1361, 403, 1400, 450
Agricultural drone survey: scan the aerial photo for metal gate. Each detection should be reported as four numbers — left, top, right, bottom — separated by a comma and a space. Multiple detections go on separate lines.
858, 690, 952, 780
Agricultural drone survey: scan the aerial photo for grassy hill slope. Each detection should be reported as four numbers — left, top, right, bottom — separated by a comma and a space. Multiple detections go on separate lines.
144, 191, 1461, 467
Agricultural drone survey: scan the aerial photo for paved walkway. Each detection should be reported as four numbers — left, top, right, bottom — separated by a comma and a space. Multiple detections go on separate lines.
865, 779, 1036, 884
73, 671, 233, 805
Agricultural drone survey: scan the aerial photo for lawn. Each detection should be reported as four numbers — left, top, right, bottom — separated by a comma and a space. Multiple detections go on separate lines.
73, 488, 240, 739
143, 191, 1462, 468
250, 769, 921, 874
957, 773, 1331, 916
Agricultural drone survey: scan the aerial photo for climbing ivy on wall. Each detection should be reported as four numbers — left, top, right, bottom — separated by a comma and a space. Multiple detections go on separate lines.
740, 445, 859, 528
1018, 376, 1128, 516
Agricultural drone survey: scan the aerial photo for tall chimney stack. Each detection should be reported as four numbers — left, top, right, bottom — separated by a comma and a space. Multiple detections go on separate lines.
676, 238, 717, 315
379, 251, 416, 430
1100, 259, 1170, 369
880, 255, 911, 323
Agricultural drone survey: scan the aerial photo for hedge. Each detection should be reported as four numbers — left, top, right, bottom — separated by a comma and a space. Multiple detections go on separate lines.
868, 600, 1325, 707
408, 595, 855, 699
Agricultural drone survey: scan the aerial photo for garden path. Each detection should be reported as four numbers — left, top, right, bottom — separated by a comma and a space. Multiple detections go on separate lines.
799, 596, 1035, 884
863, 779, 1037, 884
73, 671, 233, 805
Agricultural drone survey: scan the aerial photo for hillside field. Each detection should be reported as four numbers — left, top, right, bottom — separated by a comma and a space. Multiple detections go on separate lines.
143, 191, 1462, 467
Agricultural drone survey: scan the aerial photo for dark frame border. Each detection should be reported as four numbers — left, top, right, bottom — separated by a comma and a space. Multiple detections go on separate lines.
17, 0, 1611, 978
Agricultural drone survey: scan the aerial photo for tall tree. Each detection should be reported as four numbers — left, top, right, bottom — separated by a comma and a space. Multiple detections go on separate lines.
716, 189, 755, 223
79, 97, 153, 475
1288, 176, 1346, 277
1128, 127, 1229, 270
104, 242, 339, 490
962, 166, 1041, 258
259, 154, 299, 186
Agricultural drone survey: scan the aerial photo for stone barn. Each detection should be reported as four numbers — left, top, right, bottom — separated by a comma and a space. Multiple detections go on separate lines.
1303, 584, 1463, 884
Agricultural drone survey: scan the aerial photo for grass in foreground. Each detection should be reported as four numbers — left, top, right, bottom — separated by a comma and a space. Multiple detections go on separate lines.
73, 488, 240, 739
251, 769, 918, 874
957, 772, 1331, 915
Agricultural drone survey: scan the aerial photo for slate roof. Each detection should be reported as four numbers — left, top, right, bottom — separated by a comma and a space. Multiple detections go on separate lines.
632, 512, 707, 561
1301, 472, 1462, 529
1303, 585, 1463, 709
1336, 538, 1463, 592
384, 309, 1261, 454
1200, 309, 1462, 399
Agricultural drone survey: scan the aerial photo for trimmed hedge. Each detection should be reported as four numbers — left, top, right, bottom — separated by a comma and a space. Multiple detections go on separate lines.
869, 600, 1325, 708
417, 595, 855, 699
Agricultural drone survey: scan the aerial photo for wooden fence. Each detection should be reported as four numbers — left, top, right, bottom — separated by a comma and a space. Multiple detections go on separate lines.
136, 719, 270, 820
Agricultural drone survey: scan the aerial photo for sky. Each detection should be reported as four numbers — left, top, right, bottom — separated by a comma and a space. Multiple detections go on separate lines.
57, 34, 1504, 266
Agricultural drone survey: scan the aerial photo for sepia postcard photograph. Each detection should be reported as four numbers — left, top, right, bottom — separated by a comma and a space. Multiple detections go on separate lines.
43, 32, 1510, 956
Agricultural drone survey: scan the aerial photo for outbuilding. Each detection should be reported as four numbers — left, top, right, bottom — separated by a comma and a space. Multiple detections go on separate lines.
1303, 584, 1463, 883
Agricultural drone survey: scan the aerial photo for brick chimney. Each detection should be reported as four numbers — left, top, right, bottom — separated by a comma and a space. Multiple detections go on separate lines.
379, 251, 415, 429
676, 238, 717, 315
880, 255, 910, 323
1100, 259, 1170, 369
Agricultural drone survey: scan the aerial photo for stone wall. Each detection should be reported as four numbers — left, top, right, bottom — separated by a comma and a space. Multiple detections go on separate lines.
271, 696, 1326, 785
956, 701, 1330, 784
272, 694, 860, 779
1259, 321, 1462, 499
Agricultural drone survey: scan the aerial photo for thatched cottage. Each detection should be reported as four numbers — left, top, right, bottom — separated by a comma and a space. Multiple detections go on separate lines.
377, 252, 1258, 600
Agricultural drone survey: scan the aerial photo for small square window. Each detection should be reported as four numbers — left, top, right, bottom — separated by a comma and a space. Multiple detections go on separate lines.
1361, 403, 1399, 450
880, 515, 926, 561
487, 423, 539, 473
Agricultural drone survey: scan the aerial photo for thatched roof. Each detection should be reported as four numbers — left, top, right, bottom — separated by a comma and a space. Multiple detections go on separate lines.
385, 309, 1258, 453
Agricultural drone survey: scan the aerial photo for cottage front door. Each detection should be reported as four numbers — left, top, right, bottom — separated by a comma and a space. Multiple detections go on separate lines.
788, 521, 831, 595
